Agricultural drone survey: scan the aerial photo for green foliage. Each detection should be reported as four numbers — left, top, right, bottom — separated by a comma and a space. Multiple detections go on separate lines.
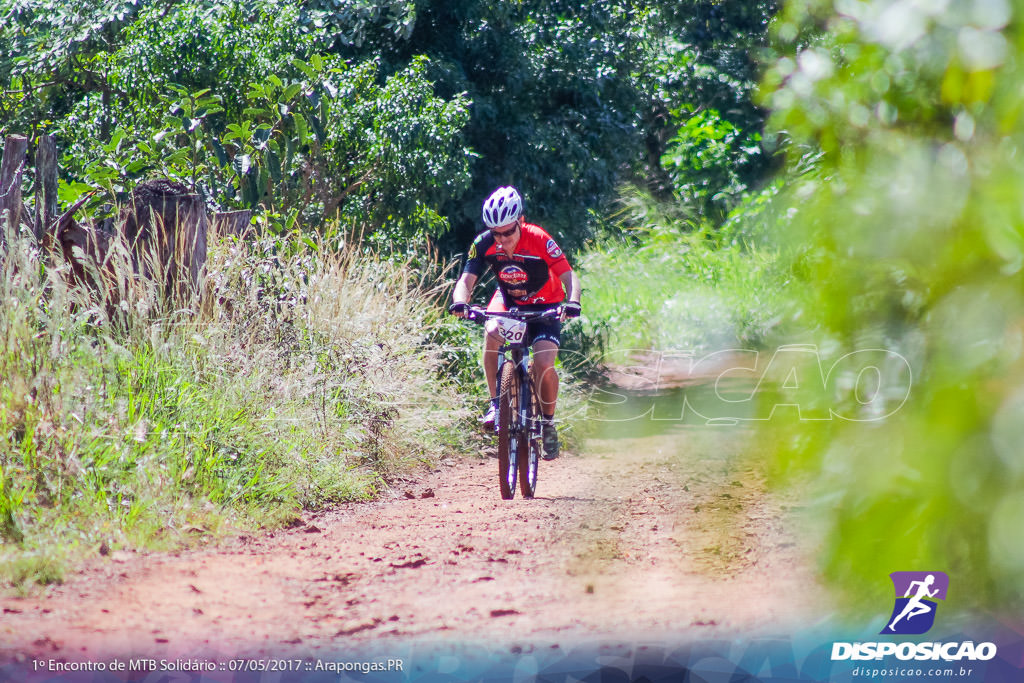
0, 0, 309, 136
112, 0, 314, 115
302, 0, 418, 50
662, 109, 763, 221
638, 2, 779, 214
2, 0, 783, 248
759, 0, 1024, 612
578, 186, 791, 355
138, 55, 470, 238
64, 56, 470, 236
328, 0, 781, 248
0, 0, 141, 138
3, 0, 471, 239
424, 0, 650, 249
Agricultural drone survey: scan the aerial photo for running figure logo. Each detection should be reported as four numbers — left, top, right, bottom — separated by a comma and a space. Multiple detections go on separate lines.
881, 571, 949, 635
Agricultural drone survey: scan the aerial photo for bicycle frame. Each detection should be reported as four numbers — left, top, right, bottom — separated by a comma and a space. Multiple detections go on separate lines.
467, 306, 556, 499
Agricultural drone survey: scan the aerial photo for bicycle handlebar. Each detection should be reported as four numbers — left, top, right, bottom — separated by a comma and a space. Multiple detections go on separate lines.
462, 305, 561, 325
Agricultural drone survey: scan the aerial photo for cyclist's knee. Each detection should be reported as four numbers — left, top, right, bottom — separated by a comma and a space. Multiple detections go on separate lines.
534, 348, 557, 369
483, 321, 502, 345
533, 355, 555, 372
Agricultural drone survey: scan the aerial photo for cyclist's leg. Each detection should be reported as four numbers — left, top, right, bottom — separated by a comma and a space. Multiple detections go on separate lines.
483, 322, 502, 398
483, 291, 510, 398
531, 340, 560, 416
532, 339, 561, 459
481, 293, 507, 427
527, 312, 561, 416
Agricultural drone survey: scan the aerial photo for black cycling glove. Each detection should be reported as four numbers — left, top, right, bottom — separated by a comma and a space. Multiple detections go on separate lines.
448, 302, 470, 317
562, 301, 582, 319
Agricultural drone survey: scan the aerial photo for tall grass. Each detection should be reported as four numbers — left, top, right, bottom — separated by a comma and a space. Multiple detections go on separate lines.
575, 187, 793, 357
0, 219, 473, 590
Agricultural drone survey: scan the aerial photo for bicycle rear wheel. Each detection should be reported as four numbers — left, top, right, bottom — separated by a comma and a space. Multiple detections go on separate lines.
518, 374, 540, 499
497, 360, 518, 499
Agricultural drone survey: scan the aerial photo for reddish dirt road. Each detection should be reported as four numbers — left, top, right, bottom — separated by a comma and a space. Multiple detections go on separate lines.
0, 414, 828, 665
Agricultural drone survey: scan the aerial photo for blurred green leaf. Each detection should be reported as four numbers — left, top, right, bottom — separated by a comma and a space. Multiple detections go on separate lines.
758, 0, 1024, 614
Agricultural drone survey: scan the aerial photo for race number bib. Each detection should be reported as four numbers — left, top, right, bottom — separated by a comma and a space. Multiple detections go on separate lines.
497, 317, 527, 344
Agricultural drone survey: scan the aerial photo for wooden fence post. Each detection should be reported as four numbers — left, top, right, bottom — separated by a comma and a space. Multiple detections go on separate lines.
175, 193, 209, 293
212, 210, 253, 239
0, 134, 29, 233
34, 134, 59, 243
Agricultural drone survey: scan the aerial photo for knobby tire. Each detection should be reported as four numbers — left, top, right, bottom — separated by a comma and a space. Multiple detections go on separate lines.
497, 361, 518, 499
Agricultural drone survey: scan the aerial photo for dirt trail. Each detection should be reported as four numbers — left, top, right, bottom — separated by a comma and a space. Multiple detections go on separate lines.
0, 406, 827, 664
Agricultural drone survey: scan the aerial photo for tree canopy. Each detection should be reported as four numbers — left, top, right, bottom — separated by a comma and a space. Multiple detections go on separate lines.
1, 0, 779, 246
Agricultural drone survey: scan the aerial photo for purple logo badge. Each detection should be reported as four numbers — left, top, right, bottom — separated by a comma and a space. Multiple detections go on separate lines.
881, 571, 949, 635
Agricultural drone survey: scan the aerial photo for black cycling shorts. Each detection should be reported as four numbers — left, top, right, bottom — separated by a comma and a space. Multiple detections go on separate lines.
527, 316, 561, 347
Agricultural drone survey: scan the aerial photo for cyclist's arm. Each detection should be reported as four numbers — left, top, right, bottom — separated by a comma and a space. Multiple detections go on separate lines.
452, 272, 478, 305
560, 270, 581, 304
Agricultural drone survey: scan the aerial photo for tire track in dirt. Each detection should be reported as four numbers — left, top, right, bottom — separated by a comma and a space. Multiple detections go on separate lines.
0, 418, 828, 663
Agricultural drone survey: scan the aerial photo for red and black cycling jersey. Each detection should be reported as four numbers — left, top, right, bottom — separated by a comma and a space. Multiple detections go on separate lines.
462, 222, 572, 307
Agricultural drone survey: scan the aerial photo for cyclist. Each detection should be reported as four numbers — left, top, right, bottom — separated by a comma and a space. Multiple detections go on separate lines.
449, 186, 581, 460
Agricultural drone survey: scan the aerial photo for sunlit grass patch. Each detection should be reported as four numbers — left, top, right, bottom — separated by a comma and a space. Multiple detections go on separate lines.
577, 203, 792, 356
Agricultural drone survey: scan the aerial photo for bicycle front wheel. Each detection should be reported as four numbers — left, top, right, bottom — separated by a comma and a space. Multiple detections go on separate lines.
497, 360, 519, 499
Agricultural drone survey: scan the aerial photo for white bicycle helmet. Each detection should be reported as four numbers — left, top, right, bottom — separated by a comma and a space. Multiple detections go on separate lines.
482, 186, 523, 228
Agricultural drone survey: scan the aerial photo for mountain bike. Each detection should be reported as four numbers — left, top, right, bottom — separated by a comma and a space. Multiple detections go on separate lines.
464, 305, 560, 499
